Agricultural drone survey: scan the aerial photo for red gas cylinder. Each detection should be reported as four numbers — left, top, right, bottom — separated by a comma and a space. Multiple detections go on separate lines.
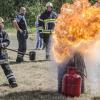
62, 67, 82, 97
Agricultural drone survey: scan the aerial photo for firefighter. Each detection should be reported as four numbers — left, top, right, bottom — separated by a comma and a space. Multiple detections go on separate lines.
13, 7, 28, 63
35, 15, 43, 50
0, 17, 17, 88
38, 2, 57, 60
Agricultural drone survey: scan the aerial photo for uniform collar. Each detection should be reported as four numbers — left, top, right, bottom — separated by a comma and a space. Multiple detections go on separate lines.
19, 13, 24, 16
46, 10, 52, 13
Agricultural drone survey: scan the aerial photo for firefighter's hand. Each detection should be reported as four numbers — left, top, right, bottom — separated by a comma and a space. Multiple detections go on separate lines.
18, 29, 23, 33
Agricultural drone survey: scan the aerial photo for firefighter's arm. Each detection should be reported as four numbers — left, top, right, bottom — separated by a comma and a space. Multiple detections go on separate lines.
1, 32, 10, 48
13, 19, 22, 33
54, 12, 58, 18
38, 13, 45, 33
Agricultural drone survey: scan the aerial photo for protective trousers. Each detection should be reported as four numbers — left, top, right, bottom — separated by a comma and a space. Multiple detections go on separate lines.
43, 34, 51, 59
1, 64, 16, 84
0, 52, 16, 85
16, 31, 27, 62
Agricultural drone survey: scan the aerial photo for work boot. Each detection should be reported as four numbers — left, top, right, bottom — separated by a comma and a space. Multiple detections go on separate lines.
10, 82, 18, 88
8, 78, 18, 88
16, 57, 23, 63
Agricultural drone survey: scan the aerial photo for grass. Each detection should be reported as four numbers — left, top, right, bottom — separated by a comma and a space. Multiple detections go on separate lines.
0, 50, 64, 100
0, 49, 98, 100
0, 29, 100, 100
0, 90, 67, 100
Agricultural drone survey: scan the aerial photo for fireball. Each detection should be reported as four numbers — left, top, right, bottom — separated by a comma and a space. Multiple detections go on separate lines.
52, 0, 100, 63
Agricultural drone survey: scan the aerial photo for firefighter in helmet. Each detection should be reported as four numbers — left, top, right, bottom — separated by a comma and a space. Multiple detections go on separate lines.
13, 7, 28, 63
38, 2, 57, 60
0, 17, 17, 88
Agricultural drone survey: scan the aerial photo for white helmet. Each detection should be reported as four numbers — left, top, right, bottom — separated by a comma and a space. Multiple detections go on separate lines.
46, 2, 53, 7
0, 17, 4, 23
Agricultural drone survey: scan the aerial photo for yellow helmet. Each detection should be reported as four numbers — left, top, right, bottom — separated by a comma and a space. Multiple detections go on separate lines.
46, 2, 53, 7
0, 17, 4, 23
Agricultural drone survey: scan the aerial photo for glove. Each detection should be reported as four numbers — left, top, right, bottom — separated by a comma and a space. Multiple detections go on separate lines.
18, 29, 23, 33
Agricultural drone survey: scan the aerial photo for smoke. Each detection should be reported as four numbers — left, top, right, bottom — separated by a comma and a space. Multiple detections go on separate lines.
50, 0, 100, 95
84, 42, 100, 96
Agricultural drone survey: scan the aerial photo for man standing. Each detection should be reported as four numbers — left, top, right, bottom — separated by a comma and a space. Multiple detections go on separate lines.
35, 15, 43, 50
38, 2, 57, 60
0, 17, 17, 88
13, 7, 28, 63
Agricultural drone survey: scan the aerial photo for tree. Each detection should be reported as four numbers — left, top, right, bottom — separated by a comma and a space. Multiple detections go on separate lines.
0, 0, 96, 27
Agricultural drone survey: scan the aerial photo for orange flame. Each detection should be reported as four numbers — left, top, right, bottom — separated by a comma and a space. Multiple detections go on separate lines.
52, 0, 100, 63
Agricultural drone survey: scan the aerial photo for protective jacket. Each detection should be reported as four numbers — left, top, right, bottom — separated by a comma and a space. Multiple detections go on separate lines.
38, 10, 57, 34
0, 29, 10, 60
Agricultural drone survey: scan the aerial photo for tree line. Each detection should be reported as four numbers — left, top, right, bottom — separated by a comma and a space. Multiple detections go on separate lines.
0, 0, 96, 27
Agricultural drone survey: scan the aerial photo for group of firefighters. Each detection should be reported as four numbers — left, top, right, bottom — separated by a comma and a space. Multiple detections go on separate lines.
0, 0, 100, 95
0, 2, 57, 89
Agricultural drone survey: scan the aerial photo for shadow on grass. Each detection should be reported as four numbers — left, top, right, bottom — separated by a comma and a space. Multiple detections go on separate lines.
92, 97, 100, 100
0, 83, 9, 87
10, 59, 48, 65
0, 90, 66, 100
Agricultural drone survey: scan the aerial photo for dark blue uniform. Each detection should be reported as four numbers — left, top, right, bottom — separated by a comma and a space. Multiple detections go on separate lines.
38, 10, 57, 60
0, 29, 17, 87
15, 14, 28, 62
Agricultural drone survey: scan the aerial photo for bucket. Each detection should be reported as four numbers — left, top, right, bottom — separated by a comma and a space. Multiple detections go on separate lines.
29, 51, 36, 61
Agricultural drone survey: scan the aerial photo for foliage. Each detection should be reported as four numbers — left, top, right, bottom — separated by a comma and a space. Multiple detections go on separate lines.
0, 0, 97, 27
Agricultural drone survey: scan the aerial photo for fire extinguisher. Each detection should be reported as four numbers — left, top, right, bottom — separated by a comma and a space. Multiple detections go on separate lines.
62, 67, 82, 97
